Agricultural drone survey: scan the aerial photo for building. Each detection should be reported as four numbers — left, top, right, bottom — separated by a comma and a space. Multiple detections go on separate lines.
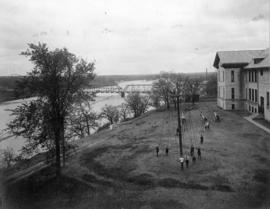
213, 48, 270, 122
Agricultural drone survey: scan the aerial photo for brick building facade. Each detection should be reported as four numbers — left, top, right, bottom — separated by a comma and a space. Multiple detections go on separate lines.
213, 48, 270, 122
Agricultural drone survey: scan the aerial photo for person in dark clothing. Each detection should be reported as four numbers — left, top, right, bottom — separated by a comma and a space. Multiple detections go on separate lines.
192, 155, 196, 163
214, 112, 220, 122
156, 146, 159, 157
185, 155, 189, 168
190, 145, 194, 156
165, 147, 169, 156
200, 134, 204, 144
197, 147, 201, 160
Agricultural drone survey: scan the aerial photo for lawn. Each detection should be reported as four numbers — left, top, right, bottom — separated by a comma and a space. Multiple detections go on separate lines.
3, 102, 270, 209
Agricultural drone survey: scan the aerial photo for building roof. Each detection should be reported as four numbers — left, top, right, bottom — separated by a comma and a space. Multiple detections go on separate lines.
245, 54, 270, 69
213, 48, 270, 69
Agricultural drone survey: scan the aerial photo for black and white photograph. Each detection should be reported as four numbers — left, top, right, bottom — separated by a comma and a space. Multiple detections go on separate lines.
0, 0, 269, 208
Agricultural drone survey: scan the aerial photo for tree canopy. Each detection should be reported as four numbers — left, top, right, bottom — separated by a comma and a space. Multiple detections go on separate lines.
126, 92, 150, 118
7, 43, 95, 176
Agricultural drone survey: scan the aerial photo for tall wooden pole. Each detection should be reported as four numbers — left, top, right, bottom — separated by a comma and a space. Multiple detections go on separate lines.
176, 91, 183, 157
175, 81, 183, 157
170, 81, 183, 157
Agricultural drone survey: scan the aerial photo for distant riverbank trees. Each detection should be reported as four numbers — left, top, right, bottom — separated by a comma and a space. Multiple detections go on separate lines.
100, 92, 150, 125
101, 105, 120, 124
126, 92, 150, 118
6, 43, 96, 177
151, 72, 201, 109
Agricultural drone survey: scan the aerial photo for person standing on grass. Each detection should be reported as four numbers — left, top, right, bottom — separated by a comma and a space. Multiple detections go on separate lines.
205, 121, 210, 130
197, 147, 201, 160
214, 111, 220, 122
165, 147, 169, 156
156, 146, 159, 157
200, 134, 204, 144
185, 154, 189, 168
192, 155, 196, 163
190, 145, 194, 156
180, 156, 184, 170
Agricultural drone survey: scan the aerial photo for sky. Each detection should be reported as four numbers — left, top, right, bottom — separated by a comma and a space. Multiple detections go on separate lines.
0, 0, 269, 76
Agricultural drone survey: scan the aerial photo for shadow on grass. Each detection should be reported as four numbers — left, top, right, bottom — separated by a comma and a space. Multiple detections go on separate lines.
4, 166, 93, 209
80, 145, 234, 193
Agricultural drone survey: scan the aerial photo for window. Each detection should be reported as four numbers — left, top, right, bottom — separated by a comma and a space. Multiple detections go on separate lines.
231, 70, 234, 82
252, 89, 254, 101
231, 88, 235, 100
252, 71, 254, 82
260, 69, 263, 76
249, 89, 251, 100
232, 104, 235, 110
255, 89, 258, 103
254, 108, 257, 113
267, 92, 270, 108
249, 71, 251, 82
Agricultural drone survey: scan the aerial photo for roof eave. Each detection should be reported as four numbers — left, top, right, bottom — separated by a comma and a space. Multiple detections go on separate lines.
244, 66, 270, 70
221, 63, 249, 68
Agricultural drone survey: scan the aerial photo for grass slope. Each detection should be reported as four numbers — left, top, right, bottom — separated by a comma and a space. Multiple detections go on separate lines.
3, 102, 270, 209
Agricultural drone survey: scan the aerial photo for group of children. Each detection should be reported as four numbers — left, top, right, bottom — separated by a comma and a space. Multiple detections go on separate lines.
179, 140, 202, 170
155, 146, 169, 157
154, 110, 222, 170
200, 112, 210, 130
155, 133, 204, 170
201, 111, 221, 130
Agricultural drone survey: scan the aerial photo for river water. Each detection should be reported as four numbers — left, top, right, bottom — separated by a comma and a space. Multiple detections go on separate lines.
0, 80, 155, 154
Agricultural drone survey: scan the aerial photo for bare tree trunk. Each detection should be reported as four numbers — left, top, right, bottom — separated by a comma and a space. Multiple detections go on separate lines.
61, 138, 65, 167
86, 119, 90, 136
60, 120, 65, 167
166, 98, 170, 109
55, 130, 61, 178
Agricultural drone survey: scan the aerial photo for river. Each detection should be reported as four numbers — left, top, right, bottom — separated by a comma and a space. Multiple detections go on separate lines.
0, 80, 155, 154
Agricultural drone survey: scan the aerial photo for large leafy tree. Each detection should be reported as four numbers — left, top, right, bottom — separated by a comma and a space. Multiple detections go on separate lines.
151, 77, 174, 109
126, 92, 150, 118
7, 43, 95, 177
67, 101, 99, 139
184, 77, 200, 103
100, 105, 120, 124
119, 103, 131, 121
167, 73, 191, 109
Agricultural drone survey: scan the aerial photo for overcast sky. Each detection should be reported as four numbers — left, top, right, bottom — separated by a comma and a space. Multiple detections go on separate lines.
0, 0, 269, 76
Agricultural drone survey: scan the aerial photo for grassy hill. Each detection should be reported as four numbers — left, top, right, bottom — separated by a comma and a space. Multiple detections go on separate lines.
3, 101, 270, 209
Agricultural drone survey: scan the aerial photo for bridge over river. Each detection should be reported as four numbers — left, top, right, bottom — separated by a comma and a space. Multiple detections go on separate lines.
87, 83, 153, 97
